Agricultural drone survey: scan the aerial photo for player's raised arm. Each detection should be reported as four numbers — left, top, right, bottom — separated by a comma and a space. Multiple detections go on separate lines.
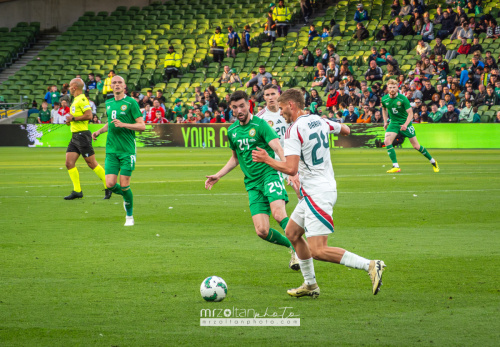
205, 150, 239, 190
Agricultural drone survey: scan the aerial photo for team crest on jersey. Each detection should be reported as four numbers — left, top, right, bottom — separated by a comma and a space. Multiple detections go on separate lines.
267, 120, 274, 127
397, 101, 401, 106
121, 105, 128, 111
249, 128, 256, 137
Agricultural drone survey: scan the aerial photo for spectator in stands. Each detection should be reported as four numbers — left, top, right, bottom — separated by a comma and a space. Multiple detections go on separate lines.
357, 105, 372, 123
399, 0, 412, 16
376, 25, 394, 41
296, 47, 314, 68
324, 74, 338, 95
433, 6, 444, 24
390, 0, 401, 17
273, 0, 292, 37
220, 65, 232, 83
470, 56, 485, 73
365, 61, 383, 82
59, 84, 70, 105
422, 57, 436, 78
401, 19, 415, 36
58, 100, 70, 123
95, 74, 104, 94
87, 73, 97, 91
354, 3, 369, 22
142, 104, 151, 121
250, 85, 264, 103
164, 46, 181, 81
230, 69, 243, 86
329, 19, 341, 37
87, 94, 97, 116
459, 91, 475, 108
50, 102, 60, 123
310, 89, 322, 107
308, 24, 319, 42
321, 26, 330, 40
91, 114, 101, 124
485, 56, 497, 70
390, 17, 404, 36
37, 101, 51, 124
347, 88, 360, 106
495, 111, 500, 123
475, 84, 487, 105
411, 0, 424, 14
368, 47, 381, 64
421, 80, 437, 102
227, 26, 241, 58
246, 65, 273, 87
414, 18, 423, 35
336, 82, 349, 105
210, 110, 226, 123
209, 26, 226, 63
265, 10, 277, 42
353, 22, 369, 41
442, 104, 459, 122
421, 17, 434, 42
176, 115, 186, 124
475, 17, 488, 35
300, 0, 313, 25
153, 110, 169, 124
385, 55, 400, 77
360, 89, 371, 107
151, 99, 165, 120
322, 44, 340, 66
241, 25, 251, 52
194, 87, 204, 103
455, 6, 468, 25
433, 38, 447, 57
344, 105, 358, 123
141, 93, 153, 108
325, 61, 338, 77
301, 87, 311, 106
416, 40, 432, 57
172, 98, 183, 120
484, 86, 498, 106
103, 70, 115, 99
207, 86, 220, 108
312, 69, 327, 88
438, 11, 456, 39
313, 48, 324, 66
44, 85, 58, 106
428, 104, 443, 123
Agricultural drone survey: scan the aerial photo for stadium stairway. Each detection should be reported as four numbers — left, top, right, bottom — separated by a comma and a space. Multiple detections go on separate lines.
0, 34, 60, 85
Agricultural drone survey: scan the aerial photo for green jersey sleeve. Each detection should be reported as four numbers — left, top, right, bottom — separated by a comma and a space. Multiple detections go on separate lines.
259, 119, 279, 144
403, 96, 411, 111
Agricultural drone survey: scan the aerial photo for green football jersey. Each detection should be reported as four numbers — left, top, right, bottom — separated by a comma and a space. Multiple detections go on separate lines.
381, 93, 412, 124
228, 115, 279, 190
105, 96, 142, 154
39, 109, 51, 122
495, 87, 500, 99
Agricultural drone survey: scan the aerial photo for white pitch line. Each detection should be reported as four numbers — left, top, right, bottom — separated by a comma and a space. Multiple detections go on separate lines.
1, 188, 500, 199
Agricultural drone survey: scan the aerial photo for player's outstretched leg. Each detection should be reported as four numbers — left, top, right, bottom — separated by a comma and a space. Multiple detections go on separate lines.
409, 137, 439, 172
308, 237, 387, 295
270, 201, 300, 271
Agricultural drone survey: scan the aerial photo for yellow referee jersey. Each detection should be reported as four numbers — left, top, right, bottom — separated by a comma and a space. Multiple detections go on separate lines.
70, 94, 91, 133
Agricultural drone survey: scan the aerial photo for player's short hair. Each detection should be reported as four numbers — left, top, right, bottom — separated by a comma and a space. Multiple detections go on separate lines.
263, 84, 279, 92
229, 91, 249, 105
277, 88, 305, 109
386, 79, 398, 86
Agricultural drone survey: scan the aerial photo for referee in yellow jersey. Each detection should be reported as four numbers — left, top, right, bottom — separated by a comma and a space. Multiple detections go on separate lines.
64, 78, 110, 200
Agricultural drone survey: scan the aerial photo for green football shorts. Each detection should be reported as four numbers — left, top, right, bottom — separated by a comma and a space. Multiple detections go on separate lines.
105, 153, 136, 176
247, 174, 289, 216
386, 122, 416, 138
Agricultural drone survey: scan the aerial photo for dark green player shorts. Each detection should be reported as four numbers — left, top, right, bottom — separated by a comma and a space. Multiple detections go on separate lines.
105, 153, 136, 176
386, 122, 416, 138
247, 173, 289, 216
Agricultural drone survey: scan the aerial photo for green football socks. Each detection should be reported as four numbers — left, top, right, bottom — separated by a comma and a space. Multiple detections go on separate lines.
418, 145, 433, 160
109, 183, 123, 196
386, 144, 398, 165
265, 228, 293, 248
121, 186, 133, 217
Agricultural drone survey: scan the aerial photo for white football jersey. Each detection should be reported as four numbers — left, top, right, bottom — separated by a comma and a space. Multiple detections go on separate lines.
284, 114, 342, 194
257, 107, 289, 152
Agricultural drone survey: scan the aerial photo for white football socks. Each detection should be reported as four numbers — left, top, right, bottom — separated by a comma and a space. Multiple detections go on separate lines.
340, 251, 370, 272
298, 257, 317, 285
393, 163, 400, 168
430, 158, 436, 164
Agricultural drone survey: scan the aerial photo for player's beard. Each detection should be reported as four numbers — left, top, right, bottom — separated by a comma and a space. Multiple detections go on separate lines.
389, 91, 397, 97
237, 112, 249, 124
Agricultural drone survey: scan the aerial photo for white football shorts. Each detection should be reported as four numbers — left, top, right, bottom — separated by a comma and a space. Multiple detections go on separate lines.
291, 190, 337, 237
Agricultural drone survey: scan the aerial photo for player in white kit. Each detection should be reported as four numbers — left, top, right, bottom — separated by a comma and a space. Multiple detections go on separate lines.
257, 84, 301, 199
252, 88, 386, 298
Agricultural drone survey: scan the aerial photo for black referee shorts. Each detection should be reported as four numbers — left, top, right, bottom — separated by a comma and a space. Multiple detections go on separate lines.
66, 130, 95, 157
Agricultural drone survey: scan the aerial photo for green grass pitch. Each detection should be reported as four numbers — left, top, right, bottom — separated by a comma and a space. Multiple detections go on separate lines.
0, 147, 499, 346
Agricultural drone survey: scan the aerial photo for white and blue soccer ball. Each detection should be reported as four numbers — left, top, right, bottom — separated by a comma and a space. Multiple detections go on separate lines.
200, 276, 227, 302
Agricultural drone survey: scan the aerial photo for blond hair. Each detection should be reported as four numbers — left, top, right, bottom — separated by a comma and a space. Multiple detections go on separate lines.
277, 88, 305, 109
386, 79, 398, 86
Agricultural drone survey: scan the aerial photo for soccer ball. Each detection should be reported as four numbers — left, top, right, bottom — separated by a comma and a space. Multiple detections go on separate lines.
200, 276, 227, 302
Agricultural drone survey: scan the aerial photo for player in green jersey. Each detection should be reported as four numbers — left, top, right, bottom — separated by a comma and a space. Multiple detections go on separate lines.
381, 79, 439, 173
205, 91, 300, 271
92, 76, 145, 226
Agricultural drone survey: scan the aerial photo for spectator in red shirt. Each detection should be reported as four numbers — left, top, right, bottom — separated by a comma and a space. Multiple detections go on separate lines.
210, 110, 227, 123
176, 115, 186, 124
152, 110, 169, 124
58, 100, 70, 122
150, 99, 165, 121
457, 38, 471, 55
326, 87, 339, 110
